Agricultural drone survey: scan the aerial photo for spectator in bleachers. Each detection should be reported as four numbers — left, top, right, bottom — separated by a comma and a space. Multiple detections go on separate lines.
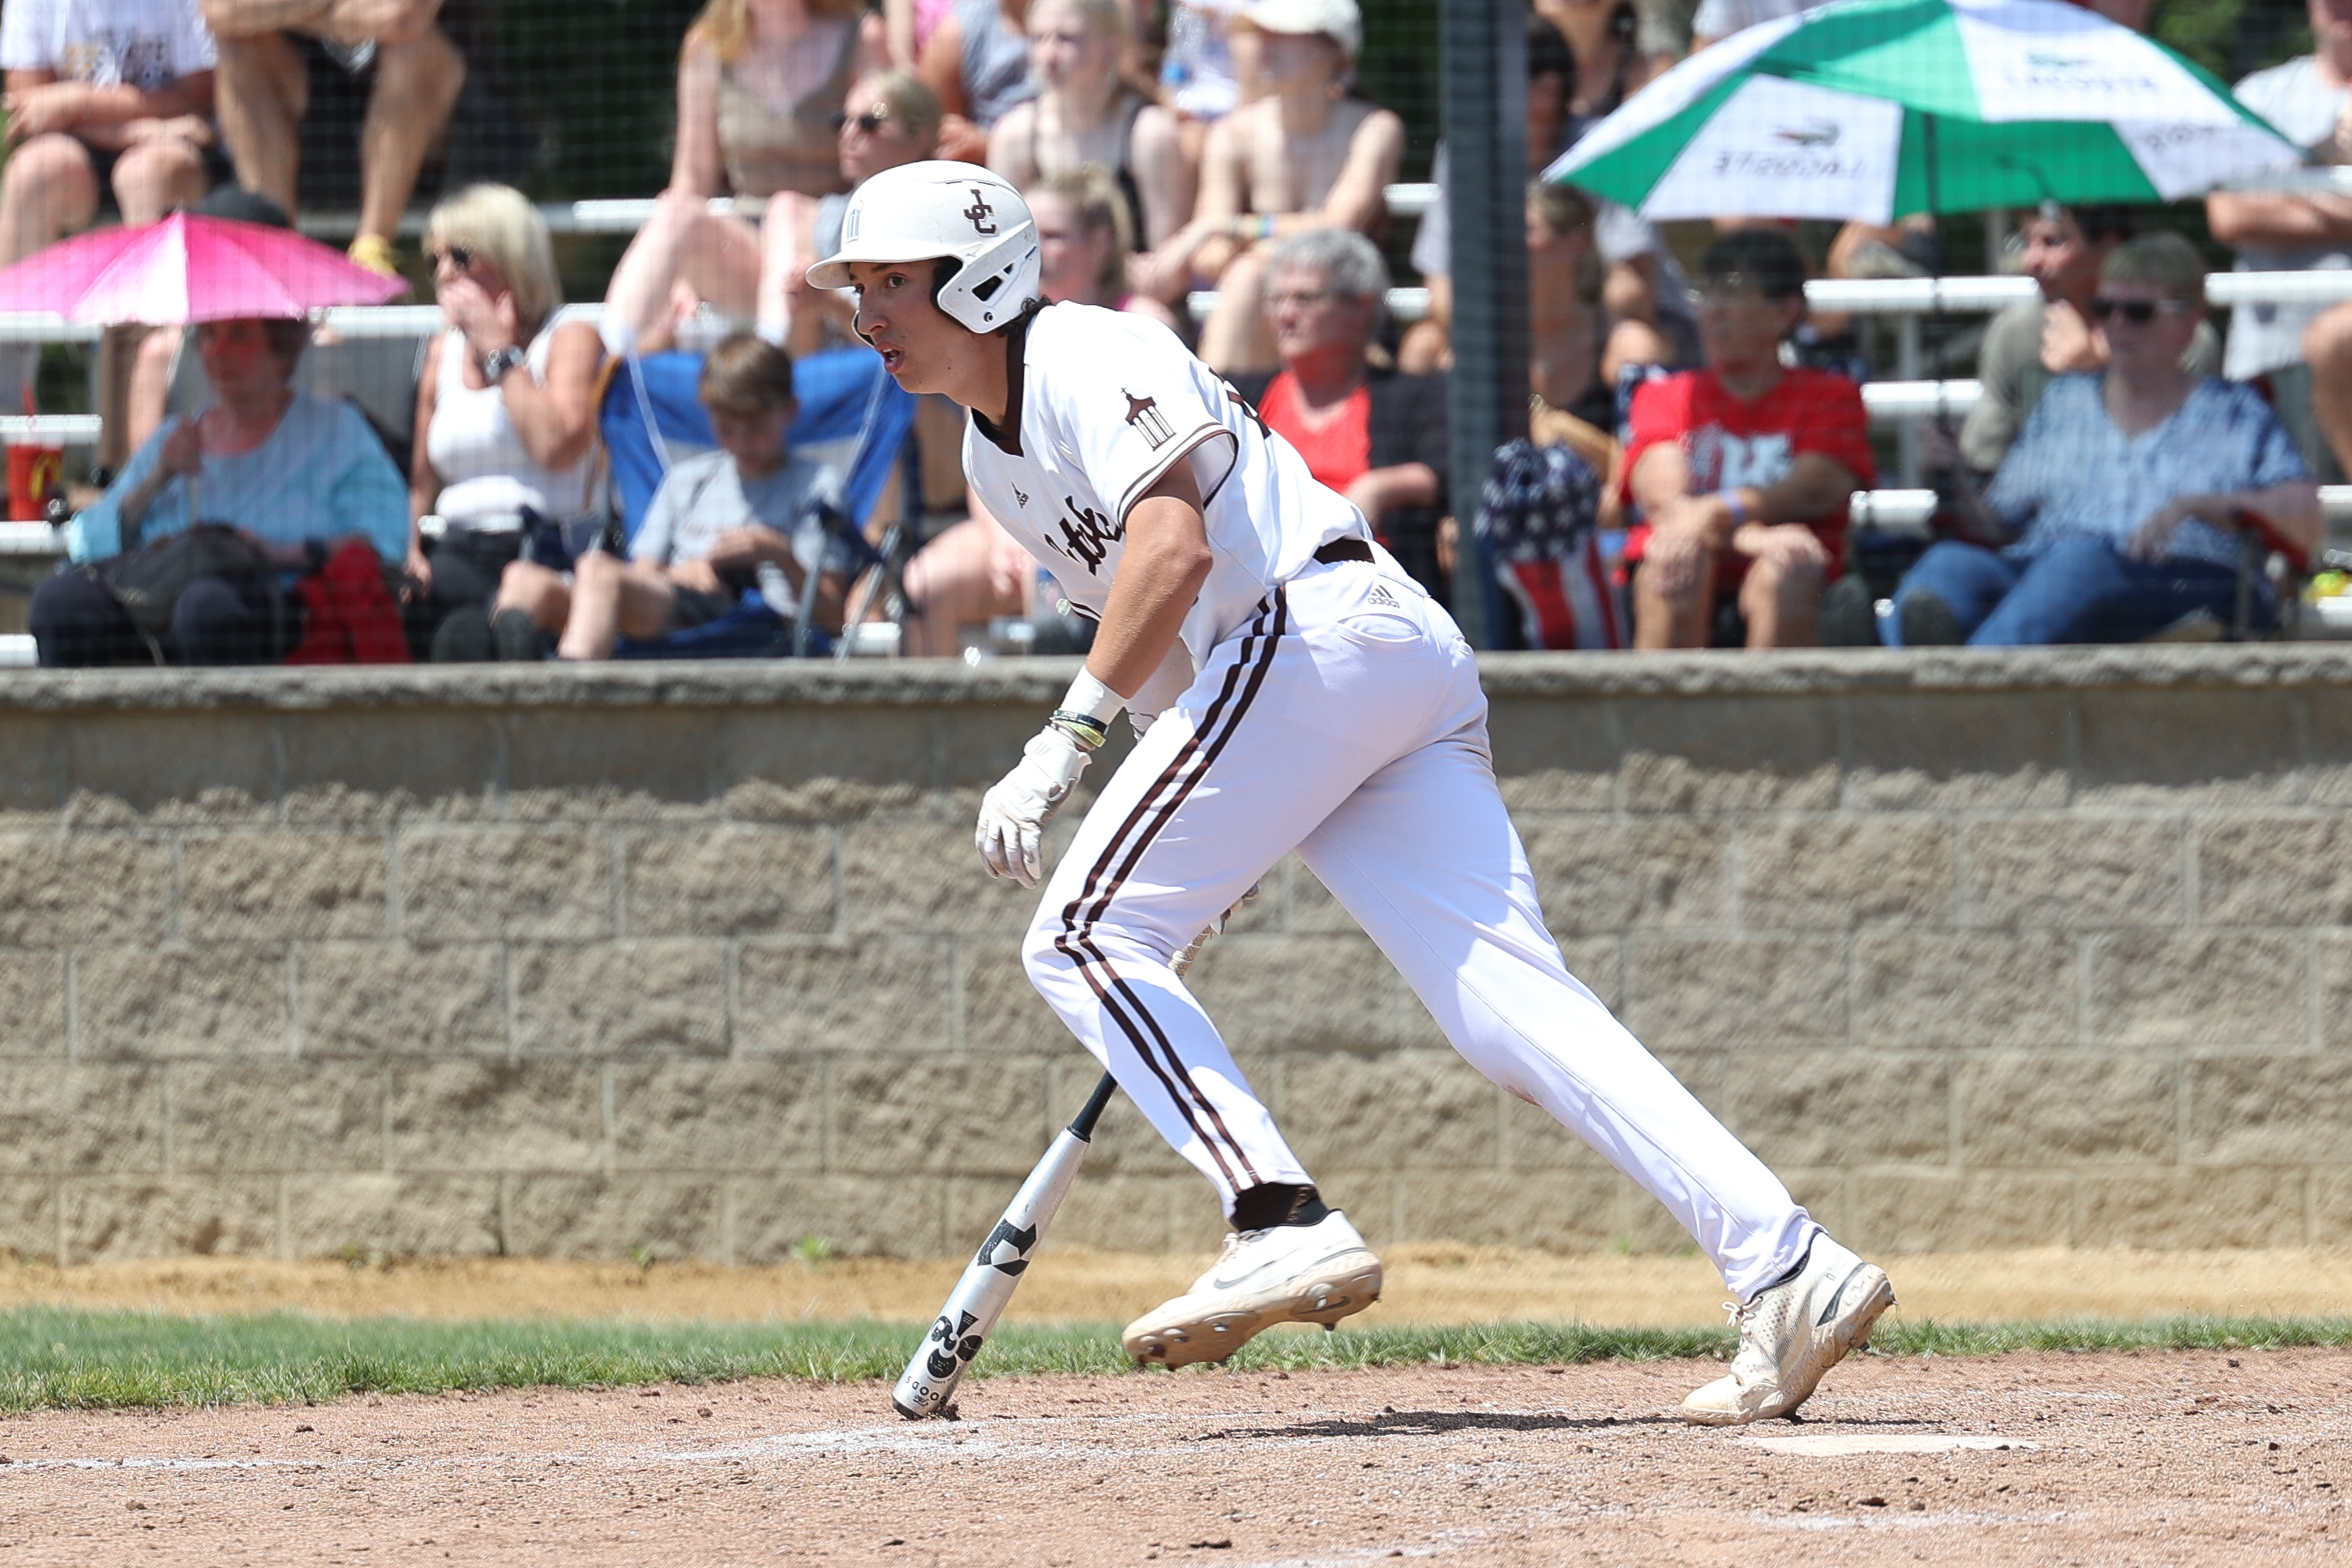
118, 182, 427, 474
758, 71, 944, 358
1159, 0, 1261, 138
1144, 0, 1400, 375
406, 184, 604, 659
1882, 234, 2317, 647
1227, 228, 1451, 597
1030, 163, 1177, 328
881, 0, 955, 71
619, 68, 940, 361
1527, 181, 1673, 435
0, 0, 216, 413
897, 495, 1035, 657
598, 0, 889, 357
1959, 203, 2218, 476
2213, 0, 2352, 485
32, 315, 407, 666
488, 332, 850, 661
1401, 12, 1696, 379
1622, 229, 1873, 649
919, 0, 1039, 164
199, 0, 468, 276
1535, 0, 1643, 114
985, 0, 1188, 255
0, 0, 216, 270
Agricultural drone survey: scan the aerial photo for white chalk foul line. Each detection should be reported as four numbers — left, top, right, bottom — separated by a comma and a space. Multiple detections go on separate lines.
0, 1404, 1591, 1476
1745, 1433, 2039, 1457
10, 1407, 2071, 1483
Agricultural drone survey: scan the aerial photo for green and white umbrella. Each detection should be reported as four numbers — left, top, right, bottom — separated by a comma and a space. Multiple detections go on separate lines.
1546, 0, 2300, 222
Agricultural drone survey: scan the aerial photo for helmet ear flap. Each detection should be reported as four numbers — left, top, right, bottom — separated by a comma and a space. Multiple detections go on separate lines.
936, 225, 1040, 332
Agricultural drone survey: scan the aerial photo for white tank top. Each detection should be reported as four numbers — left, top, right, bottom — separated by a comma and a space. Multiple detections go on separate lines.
425, 305, 598, 529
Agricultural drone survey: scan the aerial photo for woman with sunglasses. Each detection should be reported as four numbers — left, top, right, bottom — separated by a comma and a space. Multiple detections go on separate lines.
599, 0, 889, 358
1882, 232, 2319, 646
605, 68, 937, 358
760, 71, 945, 358
407, 183, 606, 657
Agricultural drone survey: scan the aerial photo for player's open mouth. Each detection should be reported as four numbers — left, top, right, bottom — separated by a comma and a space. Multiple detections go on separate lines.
876, 345, 905, 372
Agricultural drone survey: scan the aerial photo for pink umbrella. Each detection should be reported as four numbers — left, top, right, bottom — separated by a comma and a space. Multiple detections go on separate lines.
0, 211, 405, 324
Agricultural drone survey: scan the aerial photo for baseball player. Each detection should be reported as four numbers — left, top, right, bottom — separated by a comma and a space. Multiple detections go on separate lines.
809, 161, 1894, 1424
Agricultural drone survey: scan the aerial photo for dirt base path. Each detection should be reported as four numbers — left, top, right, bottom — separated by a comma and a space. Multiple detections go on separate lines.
2, 1348, 2348, 1566
8, 1246, 2352, 1326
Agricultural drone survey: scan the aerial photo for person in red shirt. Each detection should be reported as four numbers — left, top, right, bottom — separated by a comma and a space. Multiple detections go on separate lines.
1622, 229, 1874, 648
1232, 226, 1451, 596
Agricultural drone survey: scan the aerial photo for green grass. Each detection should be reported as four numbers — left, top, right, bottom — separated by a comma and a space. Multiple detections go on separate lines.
3, 1308, 2352, 1415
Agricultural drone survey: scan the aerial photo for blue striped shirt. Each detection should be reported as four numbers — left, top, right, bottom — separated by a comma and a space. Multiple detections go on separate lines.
1985, 375, 2307, 570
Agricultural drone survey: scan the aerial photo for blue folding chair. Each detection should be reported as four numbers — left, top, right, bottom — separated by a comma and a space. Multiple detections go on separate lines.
600, 345, 915, 658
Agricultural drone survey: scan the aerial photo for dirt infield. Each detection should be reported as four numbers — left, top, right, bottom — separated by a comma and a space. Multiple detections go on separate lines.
1, 1347, 2346, 1566
10, 1246, 2352, 1326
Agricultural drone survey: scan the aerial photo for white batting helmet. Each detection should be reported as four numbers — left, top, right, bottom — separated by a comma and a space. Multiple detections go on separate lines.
807, 161, 1040, 333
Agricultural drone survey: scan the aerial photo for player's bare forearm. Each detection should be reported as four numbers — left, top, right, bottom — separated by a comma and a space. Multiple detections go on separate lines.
1091, 465, 1213, 700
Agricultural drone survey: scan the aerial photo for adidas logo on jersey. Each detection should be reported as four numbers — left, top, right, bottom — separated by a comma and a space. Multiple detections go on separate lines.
1368, 581, 1399, 607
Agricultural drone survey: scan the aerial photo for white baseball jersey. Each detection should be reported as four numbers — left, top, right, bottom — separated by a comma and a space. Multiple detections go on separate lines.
962, 302, 1366, 667
965, 306, 1822, 1311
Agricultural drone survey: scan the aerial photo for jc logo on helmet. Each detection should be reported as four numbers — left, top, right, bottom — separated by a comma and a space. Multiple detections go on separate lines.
964, 188, 997, 235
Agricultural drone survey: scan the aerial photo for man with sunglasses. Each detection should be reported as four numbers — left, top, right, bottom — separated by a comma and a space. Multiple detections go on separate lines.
1881, 233, 2319, 647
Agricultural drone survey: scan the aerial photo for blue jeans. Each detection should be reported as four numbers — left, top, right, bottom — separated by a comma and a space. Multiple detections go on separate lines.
1886, 536, 2265, 646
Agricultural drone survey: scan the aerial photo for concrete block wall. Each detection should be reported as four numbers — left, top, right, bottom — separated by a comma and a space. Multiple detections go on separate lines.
1, 649, 2348, 1264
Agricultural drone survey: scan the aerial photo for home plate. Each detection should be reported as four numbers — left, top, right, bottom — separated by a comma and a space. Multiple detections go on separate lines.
1743, 1434, 2039, 1457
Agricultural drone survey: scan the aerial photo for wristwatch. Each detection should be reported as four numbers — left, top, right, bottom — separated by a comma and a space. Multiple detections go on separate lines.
481, 345, 528, 383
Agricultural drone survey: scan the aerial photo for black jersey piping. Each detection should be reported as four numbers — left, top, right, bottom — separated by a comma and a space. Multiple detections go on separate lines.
1051, 588, 1288, 1194
971, 309, 1035, 457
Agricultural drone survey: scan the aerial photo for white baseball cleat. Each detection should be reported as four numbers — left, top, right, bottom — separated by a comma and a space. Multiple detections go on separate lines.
1123, 1210, 1382, 1368
1679, 1233, 1895, 1426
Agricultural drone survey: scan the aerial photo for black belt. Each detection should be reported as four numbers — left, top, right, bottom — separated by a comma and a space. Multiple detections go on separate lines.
1313, 537, 1373, 565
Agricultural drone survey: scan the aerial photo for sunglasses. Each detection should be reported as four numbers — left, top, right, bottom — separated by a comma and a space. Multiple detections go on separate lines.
430, 244, 475, 272
833, 107, 892, 135
2091, 296, 2195, 324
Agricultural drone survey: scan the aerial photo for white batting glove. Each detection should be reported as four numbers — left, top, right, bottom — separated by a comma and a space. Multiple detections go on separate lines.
975, 725, 1091, 887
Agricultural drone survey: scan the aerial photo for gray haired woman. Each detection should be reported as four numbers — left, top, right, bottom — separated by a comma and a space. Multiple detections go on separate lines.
1225, 226, 1453, 597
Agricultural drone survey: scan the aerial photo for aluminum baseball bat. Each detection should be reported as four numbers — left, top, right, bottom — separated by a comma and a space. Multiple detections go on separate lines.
891, 915, 1229, 1420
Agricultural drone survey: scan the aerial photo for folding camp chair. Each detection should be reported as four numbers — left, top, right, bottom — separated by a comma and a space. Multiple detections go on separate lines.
598, 345, 916, 658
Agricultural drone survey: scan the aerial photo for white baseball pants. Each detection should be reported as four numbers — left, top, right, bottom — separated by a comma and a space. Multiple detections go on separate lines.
1022, 556, 1817, 1300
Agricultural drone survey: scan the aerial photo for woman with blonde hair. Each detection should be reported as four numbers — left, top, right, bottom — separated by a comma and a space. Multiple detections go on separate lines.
408, 183, 606, 655
601, 0, 889, 355
986, 0, 1189, 253
1029, 164, 1178, 330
